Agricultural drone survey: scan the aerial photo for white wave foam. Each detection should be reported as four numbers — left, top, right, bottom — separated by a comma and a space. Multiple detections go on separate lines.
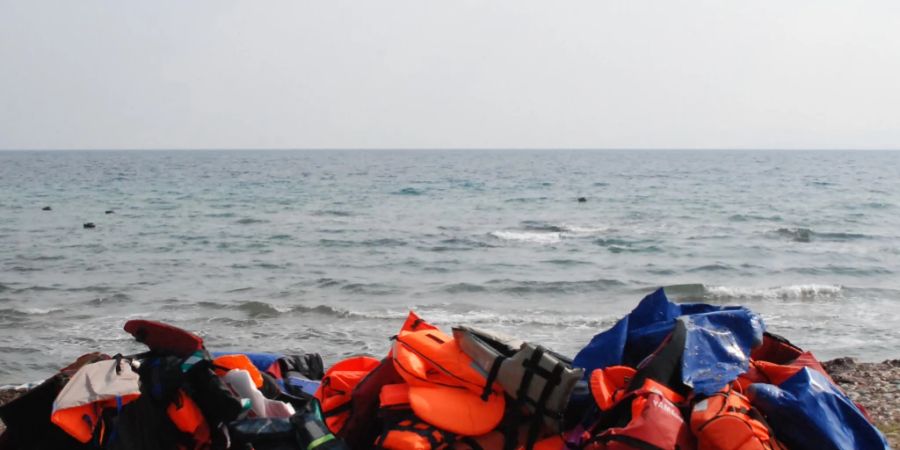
705, 284, 843, 300
12, 307, 62, 315
489, 230, 561, 244
561, 224, 609, 235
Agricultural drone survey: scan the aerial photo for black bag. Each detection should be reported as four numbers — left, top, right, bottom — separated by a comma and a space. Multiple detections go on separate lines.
0, 376, 86, 450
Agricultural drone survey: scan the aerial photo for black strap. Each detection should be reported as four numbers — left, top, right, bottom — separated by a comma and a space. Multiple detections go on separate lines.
482, 354, 506, 401
524, 362, 565, 450
323, 401, 352, 417
460, 436, 485, 450
517, 348, 544, 399
627, 320, 688, 396
390, 419, 446, 449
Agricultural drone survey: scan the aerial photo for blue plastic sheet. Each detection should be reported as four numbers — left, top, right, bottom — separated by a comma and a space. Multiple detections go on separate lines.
749, 368, 890, 450
573, 288, 764, 395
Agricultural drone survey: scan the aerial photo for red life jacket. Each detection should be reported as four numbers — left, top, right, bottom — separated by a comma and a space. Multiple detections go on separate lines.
737, 332, 832, 391
316, 356, 382, 433
690, 386, 785, 450
585, 374, 694, 450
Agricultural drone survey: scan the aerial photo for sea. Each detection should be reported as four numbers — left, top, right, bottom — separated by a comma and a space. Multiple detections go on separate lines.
1, 150, 898, 385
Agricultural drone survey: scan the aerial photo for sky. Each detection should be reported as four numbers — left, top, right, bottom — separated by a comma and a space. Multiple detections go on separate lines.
1, 1, 899, 150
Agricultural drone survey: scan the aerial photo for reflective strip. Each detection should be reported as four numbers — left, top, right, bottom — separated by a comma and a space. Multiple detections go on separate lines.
307, 433, 335, 449
181, 351, 205, 373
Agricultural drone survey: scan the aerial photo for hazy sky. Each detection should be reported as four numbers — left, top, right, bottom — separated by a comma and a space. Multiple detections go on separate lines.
1, 1, 898, 150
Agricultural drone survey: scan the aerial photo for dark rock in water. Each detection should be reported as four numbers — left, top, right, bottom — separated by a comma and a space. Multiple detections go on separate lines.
105, 210, 114, 214
83, 222, 96, 229
42, 206, 51, 211
577, 197, 587, 203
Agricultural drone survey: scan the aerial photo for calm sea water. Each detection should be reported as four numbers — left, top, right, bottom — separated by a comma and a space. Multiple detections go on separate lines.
1, 150, 898, 384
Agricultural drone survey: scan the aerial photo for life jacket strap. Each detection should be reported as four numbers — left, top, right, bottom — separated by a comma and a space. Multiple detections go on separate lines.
323, 401, 353, 418
481, 354, 507, 401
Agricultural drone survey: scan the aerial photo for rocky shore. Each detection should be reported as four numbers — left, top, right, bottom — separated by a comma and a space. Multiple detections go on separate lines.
822, 358, 900, 447
2, 358, 898, 446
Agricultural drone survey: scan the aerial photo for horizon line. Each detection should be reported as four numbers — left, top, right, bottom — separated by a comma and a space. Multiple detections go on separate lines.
2, 147, 899, 152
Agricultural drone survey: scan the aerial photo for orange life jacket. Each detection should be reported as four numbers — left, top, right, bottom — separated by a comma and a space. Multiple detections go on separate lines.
167, 389, 212, 450
392, 327, 505, 437
212, 354, 264, 388
375, 383, 510, 450
589, 366, 636, 411
50, 359, 142, 444
690, 386, 785, 450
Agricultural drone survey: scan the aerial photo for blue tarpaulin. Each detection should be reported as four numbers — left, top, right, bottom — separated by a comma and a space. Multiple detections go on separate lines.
749, 367, 890, 450
573, 288, 764, 396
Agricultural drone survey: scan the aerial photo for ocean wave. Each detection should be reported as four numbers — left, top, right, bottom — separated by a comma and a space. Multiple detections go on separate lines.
0, 307, 64, 317
312, 210, 354, 217
282, 303, 614, 329
15, 254, 65, 261
770, 228, 870, 243
504, 197, 549, 203
787, 265, 892, 276
86, 293, 132, 305
389, 307, 613, 329
485, 278, 625, 295
426, 238, 496, 252
319, 238, 407, 248
235, 218, 268, 225
340, 283, 404, 296
441, 283, 488, 294
393, 187, 424, 196
705, 284, 843, 300
236, 300, 289, 318
520, 221, 567, 233
519, 221, 607, 235
607, 245, 663, 254
860, 202, 892, 209
728, 214, 782, 222
489, 230, 561, 244
687, 263, 736, 273
540, 259, 593, 266
489, 222, 607, 245
662, 283, 844, 301
596, 237, 662, 253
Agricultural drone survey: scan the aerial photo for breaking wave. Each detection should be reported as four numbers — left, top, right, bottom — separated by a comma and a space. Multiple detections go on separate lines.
489, 230, 561, 244
490, 222, 608, 244
438, 278, 625, 295
662, 283, 844, 301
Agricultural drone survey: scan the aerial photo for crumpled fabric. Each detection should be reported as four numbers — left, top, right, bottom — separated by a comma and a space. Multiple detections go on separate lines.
748, 367, 890, 450
573, 288, 764, 396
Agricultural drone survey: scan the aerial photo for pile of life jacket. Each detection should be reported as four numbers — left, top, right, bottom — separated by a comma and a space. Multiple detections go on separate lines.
0, 288, 892, 450
0, 320, 344, 450
315, 312, 584, 450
